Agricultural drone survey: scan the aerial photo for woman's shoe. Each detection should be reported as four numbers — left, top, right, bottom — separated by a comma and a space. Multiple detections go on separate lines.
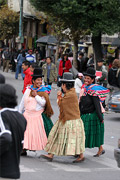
40, 155, 53, 162
93, 150, 105, 157
21, 151, 27, 156
73, 157, 85, 163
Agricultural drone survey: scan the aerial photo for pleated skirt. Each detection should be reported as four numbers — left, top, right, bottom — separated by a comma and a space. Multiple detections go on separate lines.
42, 112, 53, 137
23, 110, 47, 151
44, 118, 85, 156
81, 111, 104, 148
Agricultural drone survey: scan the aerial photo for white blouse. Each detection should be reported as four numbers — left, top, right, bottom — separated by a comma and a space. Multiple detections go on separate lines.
74, 78, 83, 94
18, 89, 46, 113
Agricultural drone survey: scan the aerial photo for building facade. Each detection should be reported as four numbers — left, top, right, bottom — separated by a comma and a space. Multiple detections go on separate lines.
8, 0, 47, 49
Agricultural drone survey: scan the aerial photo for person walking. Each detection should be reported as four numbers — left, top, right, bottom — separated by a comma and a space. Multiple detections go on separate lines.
2, 48, 11, 72
22, 60, 33, 94
58, 54, 72, 78
19, 68, 54, 156
108, 59, 120, 91
42, 56, 57, 85
15, 50, 26, 80
0, 84, 26, 179
41, 72, 85, 163
79, 68, 109, 157
97, 59, 107, 88
26, 50, 36, 63
74, 73, 84, 97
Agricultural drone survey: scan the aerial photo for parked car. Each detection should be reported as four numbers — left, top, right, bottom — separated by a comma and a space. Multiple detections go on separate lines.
109, 91, 120, 113
114, 139, 120, 168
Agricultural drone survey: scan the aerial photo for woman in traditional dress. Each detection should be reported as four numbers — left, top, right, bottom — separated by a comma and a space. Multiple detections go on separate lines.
79, 68, 109, 157
41, 72, 85, 163
19, 68, 54, 155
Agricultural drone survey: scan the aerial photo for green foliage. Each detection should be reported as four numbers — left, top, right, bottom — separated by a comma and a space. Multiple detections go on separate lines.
30, 0, 120, 36
0, 0, 7, 7
0, 5, 19, 40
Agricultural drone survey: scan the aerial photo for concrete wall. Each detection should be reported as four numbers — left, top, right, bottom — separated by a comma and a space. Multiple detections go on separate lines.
8, 0, 36, 15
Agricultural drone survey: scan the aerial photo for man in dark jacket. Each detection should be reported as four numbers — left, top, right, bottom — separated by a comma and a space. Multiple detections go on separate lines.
0, 84, 27, 179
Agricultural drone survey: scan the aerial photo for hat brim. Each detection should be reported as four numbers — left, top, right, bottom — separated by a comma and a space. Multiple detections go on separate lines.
83, 73, 96, 78
59, 79, 75, 82
31, 75, 44, 77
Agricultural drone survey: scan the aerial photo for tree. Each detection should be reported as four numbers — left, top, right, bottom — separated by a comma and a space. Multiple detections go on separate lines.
0, 0, 7, 7
30, 0, 120, 68
0, 5, 19, 41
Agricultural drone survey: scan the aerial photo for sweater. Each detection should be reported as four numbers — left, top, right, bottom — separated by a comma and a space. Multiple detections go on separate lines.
79, 94, 103, 122
23, 68, 33, 94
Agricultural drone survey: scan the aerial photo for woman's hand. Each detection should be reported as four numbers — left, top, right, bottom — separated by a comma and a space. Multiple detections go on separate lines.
57, 91, 62, 97
31, 90, 37, 97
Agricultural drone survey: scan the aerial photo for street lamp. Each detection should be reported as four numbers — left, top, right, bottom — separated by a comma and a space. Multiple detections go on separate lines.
19, 0, 24, 44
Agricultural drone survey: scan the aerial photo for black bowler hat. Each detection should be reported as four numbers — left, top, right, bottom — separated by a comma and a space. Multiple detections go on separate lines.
59, 72, 75, 82
83, 68, 96, 78
97, 59, 104, 62
31, 68, 44, 77
0, 73, 5, 84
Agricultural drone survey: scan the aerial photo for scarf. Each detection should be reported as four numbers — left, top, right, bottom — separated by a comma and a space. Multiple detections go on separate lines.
82, 84, 109, 103
29, 85, 51, 94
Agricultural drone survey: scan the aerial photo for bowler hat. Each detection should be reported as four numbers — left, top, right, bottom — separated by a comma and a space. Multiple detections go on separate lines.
83, 68, 96, 78
0, 74, 5, 84
59, 72, 75, 82
97, 59, 104, 62
31, 68, 44, 77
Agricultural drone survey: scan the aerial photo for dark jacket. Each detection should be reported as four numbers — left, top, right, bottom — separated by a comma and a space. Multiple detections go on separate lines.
108, 67, 118, 87
79, 94, 103, 122
3, 51, 11, 60
0, 109, 27, 179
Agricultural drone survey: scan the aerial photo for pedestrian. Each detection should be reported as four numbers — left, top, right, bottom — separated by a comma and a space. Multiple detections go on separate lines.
0, 84, 26, 179
41, 72, 85, 163
2, 48, 11, 72
22, 60, 33, 94
0, 73, 5, 84
97, 59, 107, 88
79, 68, 109, 157
74, 73, 84, 97
10, 48, 18, 72
30, 62, 38, 73
42, 56, 57, 85
26, 49, 36, 63
19, 68, 54, 156
58, 54, 72, 78
87, 53, 94, 68
15, 50, 26, 80
108, 59, 120, 91
77, 52, 85, 73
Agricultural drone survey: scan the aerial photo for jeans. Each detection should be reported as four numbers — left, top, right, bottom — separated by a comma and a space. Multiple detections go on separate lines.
15, 63, 25, 79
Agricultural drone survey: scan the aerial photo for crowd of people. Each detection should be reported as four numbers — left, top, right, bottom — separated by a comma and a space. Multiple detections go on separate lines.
0, 47, 120, 179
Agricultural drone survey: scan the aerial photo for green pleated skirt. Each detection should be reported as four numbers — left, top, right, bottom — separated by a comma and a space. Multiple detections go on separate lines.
42, 113, 53, 137
81, 111, 104, 148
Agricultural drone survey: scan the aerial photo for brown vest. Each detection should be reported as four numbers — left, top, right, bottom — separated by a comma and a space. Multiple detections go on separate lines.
58, 88, 80, 123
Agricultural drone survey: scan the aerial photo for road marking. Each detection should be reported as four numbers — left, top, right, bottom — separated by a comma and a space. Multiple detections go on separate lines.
20, 165, 36, 172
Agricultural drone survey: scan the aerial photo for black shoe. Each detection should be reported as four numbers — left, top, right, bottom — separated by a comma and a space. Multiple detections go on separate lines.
93, 150, 105, 157
21, 151, 27, 156
73, 157, 85, 163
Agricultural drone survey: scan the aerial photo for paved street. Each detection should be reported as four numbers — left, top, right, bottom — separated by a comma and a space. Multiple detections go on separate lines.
0, 69, 120, 180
